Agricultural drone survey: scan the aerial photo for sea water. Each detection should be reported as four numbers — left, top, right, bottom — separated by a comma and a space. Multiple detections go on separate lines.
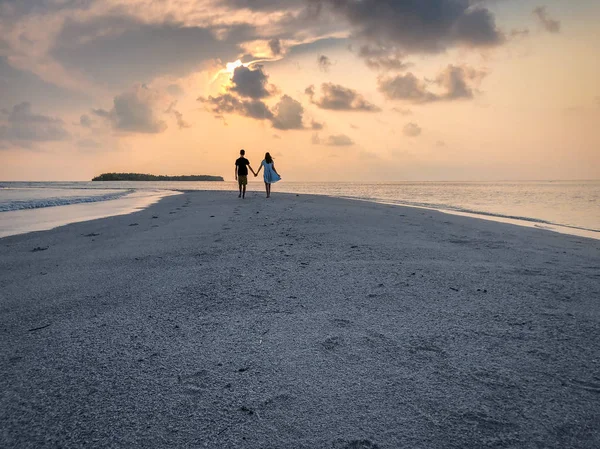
0, 180, 598, 239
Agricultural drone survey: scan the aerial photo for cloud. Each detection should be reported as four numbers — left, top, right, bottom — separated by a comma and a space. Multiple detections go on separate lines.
403, 123, 422, 137
269, 38, 283, 56
0, 102, 69, 147
306, 83, 380, 111
312, 0, 504, 54
52, 16, 243, 88
311, 120, 324, 130
378, 73, 437, 103
318, 55, 332, 72
436, 140, 446, 147
311, 132, 321, 145
92, 85, 169, 133
392, 107, 412, 116
230, 65, 276, 99
200, 92, 306, 130
326, 134, 354, 146
80, 114, 94, 128
378, 65, 487, 103
199, 94, 274, 121
358, 45, 410, 71
166, 102, 191, 129
533, 7, 561, 34
271, 95, 305, 130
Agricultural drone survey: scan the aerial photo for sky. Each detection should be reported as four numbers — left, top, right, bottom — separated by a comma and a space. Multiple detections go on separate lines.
0, 0, 598, 182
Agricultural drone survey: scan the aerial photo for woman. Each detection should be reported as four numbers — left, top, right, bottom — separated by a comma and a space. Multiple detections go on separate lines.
254, 152, 281, 198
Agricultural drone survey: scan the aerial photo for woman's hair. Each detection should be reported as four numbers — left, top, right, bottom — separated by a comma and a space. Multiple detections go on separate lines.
264, 152, 273, 164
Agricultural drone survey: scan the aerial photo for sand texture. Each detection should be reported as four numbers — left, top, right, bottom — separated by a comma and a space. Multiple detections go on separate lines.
1, 191, 599, 448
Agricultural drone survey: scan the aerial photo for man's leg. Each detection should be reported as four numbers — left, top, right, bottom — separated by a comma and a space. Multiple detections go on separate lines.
242, 185, 246, 199
238, 180, 242, 198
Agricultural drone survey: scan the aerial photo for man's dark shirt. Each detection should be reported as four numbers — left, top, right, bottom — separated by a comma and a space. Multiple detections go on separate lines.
235, 157, 250, 176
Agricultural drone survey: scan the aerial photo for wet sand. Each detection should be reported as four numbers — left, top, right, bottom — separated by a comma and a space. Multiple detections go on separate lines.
1, 191, 599, 448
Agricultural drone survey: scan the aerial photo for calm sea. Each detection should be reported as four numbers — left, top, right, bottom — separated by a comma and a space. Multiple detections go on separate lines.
0, 181, 598, 239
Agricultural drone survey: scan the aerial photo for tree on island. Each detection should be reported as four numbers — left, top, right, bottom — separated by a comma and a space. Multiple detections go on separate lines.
92, 173, 224, 181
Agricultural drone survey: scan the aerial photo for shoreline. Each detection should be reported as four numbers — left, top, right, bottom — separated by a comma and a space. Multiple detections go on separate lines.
0, 189, 181, 238
1, 191, 599, 447
1, 186, 598, 241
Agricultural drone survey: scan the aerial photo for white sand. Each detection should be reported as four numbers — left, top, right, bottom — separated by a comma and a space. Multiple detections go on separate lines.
1, 191, 599, 448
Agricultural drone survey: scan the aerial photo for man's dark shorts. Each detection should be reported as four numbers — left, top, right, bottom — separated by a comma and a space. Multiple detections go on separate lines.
238, 175, 248, 186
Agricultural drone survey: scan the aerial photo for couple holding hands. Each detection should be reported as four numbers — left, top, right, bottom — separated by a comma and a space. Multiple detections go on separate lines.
235, 149, 281, 199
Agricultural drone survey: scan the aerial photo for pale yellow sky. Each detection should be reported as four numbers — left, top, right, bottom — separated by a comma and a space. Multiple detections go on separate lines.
0, 0, 598, 181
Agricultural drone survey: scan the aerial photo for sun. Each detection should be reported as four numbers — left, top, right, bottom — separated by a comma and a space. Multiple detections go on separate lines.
225, 59, 244, 75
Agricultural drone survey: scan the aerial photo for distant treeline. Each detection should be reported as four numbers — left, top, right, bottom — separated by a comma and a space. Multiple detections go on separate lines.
92, 173, 224, 182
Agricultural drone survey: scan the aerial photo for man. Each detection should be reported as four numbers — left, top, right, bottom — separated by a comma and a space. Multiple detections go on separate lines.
234, 149, 256, 199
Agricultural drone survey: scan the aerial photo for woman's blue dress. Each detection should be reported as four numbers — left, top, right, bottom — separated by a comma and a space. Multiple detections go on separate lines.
262, 160, 281, 183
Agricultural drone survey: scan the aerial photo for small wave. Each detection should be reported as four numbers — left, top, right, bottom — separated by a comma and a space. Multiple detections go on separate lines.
0, 189, 135, 212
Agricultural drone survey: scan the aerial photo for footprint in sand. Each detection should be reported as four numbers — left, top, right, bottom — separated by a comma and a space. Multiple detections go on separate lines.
129, 223, 139, 226
331, 318, 352, 328
321, 336, 343, 351
31, 246, 48, 252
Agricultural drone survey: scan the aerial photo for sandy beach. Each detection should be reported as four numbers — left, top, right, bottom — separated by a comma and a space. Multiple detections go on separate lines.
1, 191, 599, 448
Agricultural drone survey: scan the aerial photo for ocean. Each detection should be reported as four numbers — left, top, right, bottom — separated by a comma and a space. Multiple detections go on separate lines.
0, 180, 598, 239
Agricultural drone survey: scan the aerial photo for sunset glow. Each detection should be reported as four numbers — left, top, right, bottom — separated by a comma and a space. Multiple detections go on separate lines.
0, 1, 598, 181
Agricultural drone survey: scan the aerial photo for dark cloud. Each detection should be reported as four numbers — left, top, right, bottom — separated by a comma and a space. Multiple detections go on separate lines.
533, 6, 561, 34
0, 0, 84, 19
318, 55, 332, 72
0, 57, 90, 111
358, 45, 410, 71
271, 95, 304, 130
199, 94, 274, 122
200, 93, 306, 131
306, 83, 380, 111
437, 65, 486, 100
326, 134, 354, 146
378, 73, 437, 103
223, 0, 299, 12
52, 16, 242, 87
80, 114, 94, 128
311, 0, 504, 53
0, 102, 69, 146
92, 85, 168, 133
403, 122, 422, 137
378, 65, 487, 103
269, 38, 282, 56
230, 65, 275, 99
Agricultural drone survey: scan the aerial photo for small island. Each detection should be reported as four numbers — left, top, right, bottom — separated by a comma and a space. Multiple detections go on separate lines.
92, 173, 224, 182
